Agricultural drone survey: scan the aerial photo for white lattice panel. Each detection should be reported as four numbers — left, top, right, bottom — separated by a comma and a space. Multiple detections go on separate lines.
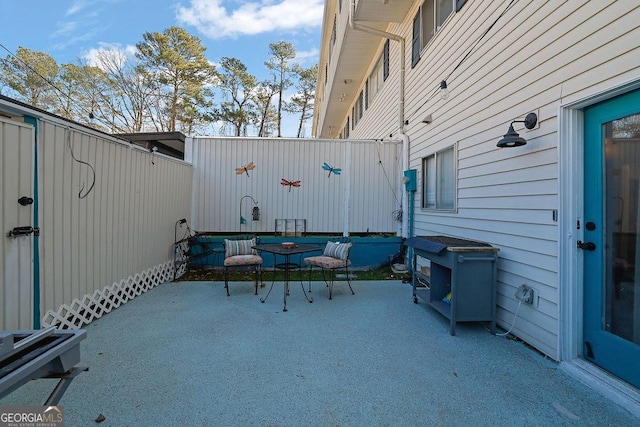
42, 261, 175, 329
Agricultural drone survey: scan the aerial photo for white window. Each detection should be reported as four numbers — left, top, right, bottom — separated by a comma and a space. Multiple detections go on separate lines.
412, 0, 458, 67
343, 117, 350, 139
368, 39, 389, 105
422, 145, 456, 210
369, 47, 385, 105
369, 55, 384, 105
332, 15, 337, 45
352, 91, 364, 129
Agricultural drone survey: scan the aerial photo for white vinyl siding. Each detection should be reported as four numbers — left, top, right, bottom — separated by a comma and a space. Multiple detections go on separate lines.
349, 38, 401, 140
322, 0, 640, 361
413, 0, 456, 66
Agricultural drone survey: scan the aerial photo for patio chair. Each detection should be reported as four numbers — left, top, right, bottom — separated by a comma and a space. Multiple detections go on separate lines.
223, 235, 263, 296
304, 238, 354, 299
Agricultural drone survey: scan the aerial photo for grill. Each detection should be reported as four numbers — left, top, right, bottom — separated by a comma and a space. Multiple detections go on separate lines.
0, 327, 87, 405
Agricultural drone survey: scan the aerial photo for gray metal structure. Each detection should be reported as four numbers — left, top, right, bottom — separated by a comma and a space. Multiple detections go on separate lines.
0, 327, 87, 404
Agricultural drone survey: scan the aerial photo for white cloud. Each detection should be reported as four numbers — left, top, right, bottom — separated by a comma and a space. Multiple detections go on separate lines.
83, 43, 137, 69
55, 0, 115, 49
296, 48, 320, 60
66, 0, 89, 16
66, 0, 123, 16
295, 48, 320, 65
176, 0, 324, 39
51, 21, 80, 38
51, 27, 102, 51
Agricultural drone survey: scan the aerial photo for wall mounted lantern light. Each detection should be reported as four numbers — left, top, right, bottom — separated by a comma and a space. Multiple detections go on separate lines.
239, 195, 259, 232
497, 112, 538, 148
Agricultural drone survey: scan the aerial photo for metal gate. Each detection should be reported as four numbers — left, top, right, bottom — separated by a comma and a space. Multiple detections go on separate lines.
1, 117, 36, 330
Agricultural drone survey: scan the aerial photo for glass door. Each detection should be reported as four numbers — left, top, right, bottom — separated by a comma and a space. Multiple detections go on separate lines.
583, 88, 640, 388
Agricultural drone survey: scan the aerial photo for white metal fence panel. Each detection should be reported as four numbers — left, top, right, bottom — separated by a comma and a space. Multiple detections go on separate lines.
35, 120, 193, 328
188, 137, 401, 234
1, 118, 35, 330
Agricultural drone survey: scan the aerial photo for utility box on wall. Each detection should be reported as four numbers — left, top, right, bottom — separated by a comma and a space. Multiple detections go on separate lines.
404, 169, 417, 192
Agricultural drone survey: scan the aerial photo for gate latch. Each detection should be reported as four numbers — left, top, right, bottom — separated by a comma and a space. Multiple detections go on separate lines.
7, 226, 40, 238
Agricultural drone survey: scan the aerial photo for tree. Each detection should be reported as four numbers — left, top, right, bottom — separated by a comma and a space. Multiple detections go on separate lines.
210, 57, 257, 136
0, 47, 59, 108
176, 81, 214, 135
265, 41, 295, 137
135, 26, 216, 132
89, 47, 155, 132
252, 79, 279, 137
284, 64, 318, 138
53, 63, 88, 120
55, 62, 113, 129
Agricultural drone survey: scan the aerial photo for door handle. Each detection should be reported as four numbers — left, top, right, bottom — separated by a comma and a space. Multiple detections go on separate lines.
577, 240, 596, 251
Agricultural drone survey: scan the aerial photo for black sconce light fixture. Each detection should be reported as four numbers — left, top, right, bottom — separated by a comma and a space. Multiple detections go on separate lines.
497, 112, 538, 148
252, 206, 260, 221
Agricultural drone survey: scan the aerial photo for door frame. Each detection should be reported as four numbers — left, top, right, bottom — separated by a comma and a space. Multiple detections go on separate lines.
558, 78, 640, 411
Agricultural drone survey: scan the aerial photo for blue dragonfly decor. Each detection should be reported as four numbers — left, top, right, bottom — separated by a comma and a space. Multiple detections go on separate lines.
322, 162, 342, 177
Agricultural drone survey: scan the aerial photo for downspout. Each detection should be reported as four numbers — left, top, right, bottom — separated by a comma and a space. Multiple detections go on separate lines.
349, 0, 410, 239
400, 134, 410, 239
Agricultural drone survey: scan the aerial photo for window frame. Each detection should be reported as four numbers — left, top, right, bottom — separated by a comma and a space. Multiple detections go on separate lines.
352, 106, 356, 129
421, 144, 457, 211
412, 0, 460, 68
383, 39, 390, 81
369, 48, 386, 103
330, 15, 337, 59
411, 13, 421, 68
365, 79, 369, 110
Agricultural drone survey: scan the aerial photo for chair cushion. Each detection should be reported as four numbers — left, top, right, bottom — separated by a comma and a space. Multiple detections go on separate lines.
323, 241, 352, 260
224, 238, 257, 257
304, 255, 351, 269
224, 254, 263, 266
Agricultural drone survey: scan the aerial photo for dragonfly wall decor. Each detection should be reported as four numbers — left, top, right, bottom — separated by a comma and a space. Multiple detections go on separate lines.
281, 178, 301, 192
235, 162, 255, 177
322, 162, 342, 177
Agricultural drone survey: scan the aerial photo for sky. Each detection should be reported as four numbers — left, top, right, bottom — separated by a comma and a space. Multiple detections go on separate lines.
0, 0, 325, 137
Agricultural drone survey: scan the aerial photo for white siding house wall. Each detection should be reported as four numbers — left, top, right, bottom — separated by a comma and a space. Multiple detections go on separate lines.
325, 0, 640, 360
187, 137, 401, 234
35, 119, 193, 329
352, 39, 404, 139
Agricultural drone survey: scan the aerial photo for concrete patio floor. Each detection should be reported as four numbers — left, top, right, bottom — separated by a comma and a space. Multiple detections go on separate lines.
2, 279, 638, 426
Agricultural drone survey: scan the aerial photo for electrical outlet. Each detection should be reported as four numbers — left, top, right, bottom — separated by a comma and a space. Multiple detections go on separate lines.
515, 284, 534, 305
